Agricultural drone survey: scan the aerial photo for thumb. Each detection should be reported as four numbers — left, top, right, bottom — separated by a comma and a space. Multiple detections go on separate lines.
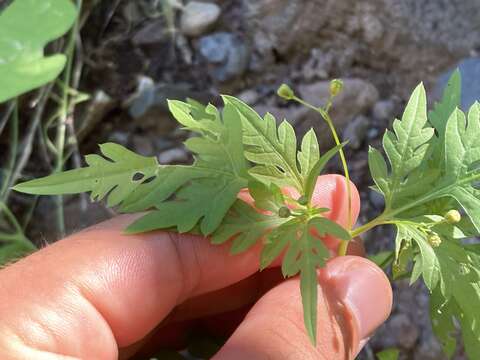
214, 256, 392, 360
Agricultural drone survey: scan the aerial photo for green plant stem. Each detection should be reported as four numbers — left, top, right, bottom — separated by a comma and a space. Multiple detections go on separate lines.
0, 100, 18, 201
350, 214, 388, 238
0, 202, 34, 247
292, 96, 353, 255
53, 0, 82, 237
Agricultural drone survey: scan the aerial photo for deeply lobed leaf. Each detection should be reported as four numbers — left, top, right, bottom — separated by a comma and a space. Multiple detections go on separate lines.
369, 71, 480, 357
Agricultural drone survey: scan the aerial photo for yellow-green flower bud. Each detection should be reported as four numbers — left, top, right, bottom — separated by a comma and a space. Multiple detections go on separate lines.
329, 79, 344, 97
427, 233, 442, 247
444, 209, 461, 224
278, 206, 291, 218
297, 195, 308, 206
277, 84, 295, 100
393, 262, 404, 274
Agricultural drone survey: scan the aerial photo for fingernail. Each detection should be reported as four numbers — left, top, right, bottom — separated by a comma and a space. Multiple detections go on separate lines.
326, 256, 392, 339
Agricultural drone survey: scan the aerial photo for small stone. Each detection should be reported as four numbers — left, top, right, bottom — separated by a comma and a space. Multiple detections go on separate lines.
389, 313, 419, 349
413, 335, 447, 360
299, 78, 379, 125
132, 19, 167, 45
108, 131, 130, 146
369, 189, 385, 210
435, 58, 480, 109
181, 1, 221, 37
198, 32, 249, 82
127, 76, 156, 119
159, 147, 189, 164
131, 135, 155, 156
342, 115, 370, 149
367, 127, 380, 140
373, 99, 395, 121
361, 13, 384, 43
237, 89, 260, 105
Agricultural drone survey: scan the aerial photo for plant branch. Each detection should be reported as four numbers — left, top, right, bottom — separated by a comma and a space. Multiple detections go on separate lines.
292, 96, 353, 255
0, 101, 18, 201
53, 0, 82, 237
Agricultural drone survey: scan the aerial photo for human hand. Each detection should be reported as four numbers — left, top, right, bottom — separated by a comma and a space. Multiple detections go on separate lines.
0, 175, 392, 359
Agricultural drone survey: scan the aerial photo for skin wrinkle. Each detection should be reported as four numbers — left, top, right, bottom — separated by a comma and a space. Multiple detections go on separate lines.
70, 283, 118, 359
166, 231, 202, 304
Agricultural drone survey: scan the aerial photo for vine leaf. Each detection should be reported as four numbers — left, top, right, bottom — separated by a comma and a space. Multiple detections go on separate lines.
0, 0, 78, 102
283, 218, 350, 345
223, 95, 304, 192
126, 102, 250, 235
368, 75, 480, 358
429, 69, 462, 140
211, 182, 289, 254
13, 143, 159, 207
442, 105, 480, 231
369, 83, 434, 208
298, 129, 320, 177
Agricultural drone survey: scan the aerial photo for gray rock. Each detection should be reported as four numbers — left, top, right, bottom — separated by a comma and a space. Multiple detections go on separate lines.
132, 19, 167, 45
131, 135, 155, 156
373, 99, 395, 122
413, 335, 447, 360
343, 115, 370, 149
361, 12, 384, 44
108, 131, 130, 146
435, 57, 480, 110
127, 76, 156, 119
389, 313, 419, 350
237, 89, 260, 105
369, 189, 385, 210
77, 90, 117, 143
125, 76, 211, 133
181, 1, 221, 37
245, 0, 480, 93
198, 32, 250, 82
367, 128, 380, 140
159, 147, 189, 164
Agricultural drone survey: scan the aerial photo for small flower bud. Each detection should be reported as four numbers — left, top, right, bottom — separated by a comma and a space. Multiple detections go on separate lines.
444, 209, 461, 224
329, 79, 344, 97
278, 206, 291, 218
427, 233, 442, 247
297, 195, 308, 206
393, 262, 404, 273
277, 84, 295, 100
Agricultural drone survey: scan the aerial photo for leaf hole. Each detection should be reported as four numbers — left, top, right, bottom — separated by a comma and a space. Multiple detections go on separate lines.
142, 175, 156, 184
132, 172, 145, 181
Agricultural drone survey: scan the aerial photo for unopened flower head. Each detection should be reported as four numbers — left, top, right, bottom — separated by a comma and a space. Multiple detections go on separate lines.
297, 195, 308, 206
277, 84, 295, 100
329, 79, 344, 97
278, 206, 292, 218
444, 209, 461, 224
427, 233, 442, 247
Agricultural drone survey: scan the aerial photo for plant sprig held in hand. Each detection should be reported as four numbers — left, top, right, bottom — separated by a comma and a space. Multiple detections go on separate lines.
14, 71, 480, 357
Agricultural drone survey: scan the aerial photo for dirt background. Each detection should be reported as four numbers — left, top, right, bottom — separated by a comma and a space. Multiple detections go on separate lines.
3, 0, 480, 359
